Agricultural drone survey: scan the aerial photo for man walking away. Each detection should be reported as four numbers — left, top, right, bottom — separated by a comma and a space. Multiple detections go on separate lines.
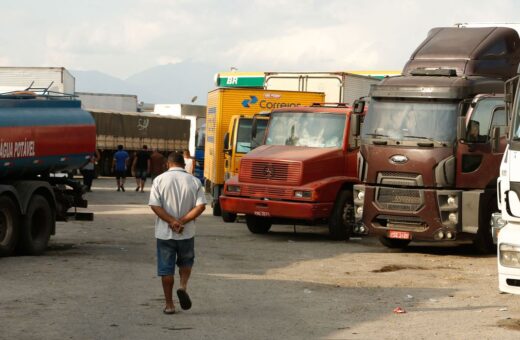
112, 145, 129, 192
150, 148, 166, 181
149, 151, 207, 314
133, 145, 151, 192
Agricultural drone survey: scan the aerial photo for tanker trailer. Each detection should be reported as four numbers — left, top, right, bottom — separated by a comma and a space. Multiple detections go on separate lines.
0, 91, 96, 256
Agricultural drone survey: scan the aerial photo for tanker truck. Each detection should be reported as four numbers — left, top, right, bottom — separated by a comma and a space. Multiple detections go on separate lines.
0, 91, 96, 256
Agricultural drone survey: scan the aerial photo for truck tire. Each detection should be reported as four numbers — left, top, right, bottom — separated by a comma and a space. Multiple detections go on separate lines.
245, 215, 272, 234
379, 236, 411, 249
213, 200, 222, 216
473, 193, 497, 254
222, 210, 237, 223
17, 195, 54, 256
328, 190, 354, 240
0, 196, 20, 257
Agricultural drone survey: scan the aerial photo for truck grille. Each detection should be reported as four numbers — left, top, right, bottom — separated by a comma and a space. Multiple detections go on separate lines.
240, 185, 293, 199
239, 159, 301, 185
377, 171, 423, 187
374, 214, 428, 231
376, 187, 423, 211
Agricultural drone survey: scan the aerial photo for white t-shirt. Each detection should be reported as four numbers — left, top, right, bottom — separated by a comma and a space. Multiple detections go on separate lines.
148, 167, 207, 240
184, 157, 194, 174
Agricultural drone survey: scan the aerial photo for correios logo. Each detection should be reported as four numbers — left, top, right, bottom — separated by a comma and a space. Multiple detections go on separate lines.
242, 95, 258, 108
241, 93, 301, 109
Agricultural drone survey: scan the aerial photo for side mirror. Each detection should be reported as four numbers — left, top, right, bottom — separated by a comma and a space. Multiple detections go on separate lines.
491, 126, 500, 153
223, 132, 230, 151
350, 114, 361, 137
251, 118, 258, 139
457, 116, 467, 141
353, 100, 365, 114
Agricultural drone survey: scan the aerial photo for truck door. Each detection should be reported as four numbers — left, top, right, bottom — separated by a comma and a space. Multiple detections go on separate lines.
224, 116, 238, 180
456, 96, 507, 189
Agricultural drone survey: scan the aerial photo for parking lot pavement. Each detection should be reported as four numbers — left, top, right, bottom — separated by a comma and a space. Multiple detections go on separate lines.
1, 178, 519, 339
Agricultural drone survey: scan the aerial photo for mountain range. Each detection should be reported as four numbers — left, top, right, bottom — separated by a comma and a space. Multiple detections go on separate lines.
71, 61, 221, 105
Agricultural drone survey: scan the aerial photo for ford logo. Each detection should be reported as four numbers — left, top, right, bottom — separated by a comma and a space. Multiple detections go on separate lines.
390, 155, 408, 164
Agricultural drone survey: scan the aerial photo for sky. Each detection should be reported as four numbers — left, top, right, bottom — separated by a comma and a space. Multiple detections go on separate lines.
1, 0, 519, 79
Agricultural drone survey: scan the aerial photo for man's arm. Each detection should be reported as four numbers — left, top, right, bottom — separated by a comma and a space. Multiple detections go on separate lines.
179, 204, 206, 225
150, 205, 182, 232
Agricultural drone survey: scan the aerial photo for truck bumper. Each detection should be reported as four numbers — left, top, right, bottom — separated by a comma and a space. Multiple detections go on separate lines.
498, 223, 520, 295
356, 184, 464, 242
220, 195, 334, 220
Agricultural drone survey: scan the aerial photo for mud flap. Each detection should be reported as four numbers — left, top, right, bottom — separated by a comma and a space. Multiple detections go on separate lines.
462, 190, 483, 234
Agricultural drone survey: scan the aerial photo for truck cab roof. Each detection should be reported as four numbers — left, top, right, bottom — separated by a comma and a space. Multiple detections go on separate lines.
403, 26, 520, 79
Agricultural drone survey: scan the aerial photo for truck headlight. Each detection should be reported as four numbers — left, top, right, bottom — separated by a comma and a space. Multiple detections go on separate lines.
447, 196, 457, 206
294, 190, 312, 198
500, 244, 520, 268
448, 212, 458, 224
357, 190, 365, 201
226, 185, 241, 193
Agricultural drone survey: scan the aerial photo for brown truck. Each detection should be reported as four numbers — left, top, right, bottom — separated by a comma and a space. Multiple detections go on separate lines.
353, 27, 520, 252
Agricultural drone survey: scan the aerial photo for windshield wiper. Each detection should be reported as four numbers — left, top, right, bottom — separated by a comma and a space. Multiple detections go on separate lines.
403, 135, 446, 146
364, 133, 389, 138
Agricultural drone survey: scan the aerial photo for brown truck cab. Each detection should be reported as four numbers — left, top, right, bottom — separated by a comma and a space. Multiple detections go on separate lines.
353, 27, 520, 251
220, 104, 364, 239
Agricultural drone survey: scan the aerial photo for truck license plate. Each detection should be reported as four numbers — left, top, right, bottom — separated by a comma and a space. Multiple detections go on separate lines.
388, 230, 411, 240
254, 211, 270, 217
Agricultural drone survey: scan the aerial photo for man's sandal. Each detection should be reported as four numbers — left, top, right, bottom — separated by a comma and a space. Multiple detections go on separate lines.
177, 289, 192, 310
163, 307, 176, 315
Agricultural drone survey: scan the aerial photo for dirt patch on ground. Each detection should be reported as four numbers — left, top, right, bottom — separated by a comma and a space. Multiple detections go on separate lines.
497, 318, 520, 331
372, 265, 427, 273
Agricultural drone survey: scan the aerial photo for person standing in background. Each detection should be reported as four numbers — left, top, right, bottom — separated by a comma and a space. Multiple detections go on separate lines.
132, 145, 151, 192
183, 149, 194, 175
81, 149, 100, 192
150, 149, 167, 181
112, 145, 129, 192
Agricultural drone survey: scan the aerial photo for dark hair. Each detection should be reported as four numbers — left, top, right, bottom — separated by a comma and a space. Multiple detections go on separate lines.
117, 145, 123, 150
143, 145, 148, 150
167, 151, 185, 166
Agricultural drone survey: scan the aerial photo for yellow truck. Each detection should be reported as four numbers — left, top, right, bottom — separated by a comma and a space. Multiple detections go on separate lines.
205, 88, 324, 216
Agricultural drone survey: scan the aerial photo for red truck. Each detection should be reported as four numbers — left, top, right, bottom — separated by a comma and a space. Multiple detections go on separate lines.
219, 104, 364, 239
353, 26, 520, 252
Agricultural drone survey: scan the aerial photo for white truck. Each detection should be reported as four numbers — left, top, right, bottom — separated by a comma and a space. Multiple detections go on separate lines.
497, 75, 520, 294
264, 72, 386, 104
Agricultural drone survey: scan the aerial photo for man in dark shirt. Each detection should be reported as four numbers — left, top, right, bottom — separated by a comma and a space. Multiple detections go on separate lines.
132, 145, 151, 192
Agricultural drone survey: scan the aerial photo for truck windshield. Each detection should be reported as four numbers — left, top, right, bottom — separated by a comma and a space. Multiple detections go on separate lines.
362, 99, 458, 143
265, 112, 345, 148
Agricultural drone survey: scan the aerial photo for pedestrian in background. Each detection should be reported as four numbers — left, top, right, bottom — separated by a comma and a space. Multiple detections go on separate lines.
149, 151, 207, 314
81, 149, 100, 192
132, 145, 151, 192
112, 145, 129, 192
183, 149, 194, 175
150, 148, 166, 181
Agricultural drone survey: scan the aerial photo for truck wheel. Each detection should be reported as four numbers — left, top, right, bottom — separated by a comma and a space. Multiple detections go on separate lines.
0, 196, 20, 257
245, 215, 272, 234
17, 195, 54, 256
473, 193, 497, 254
213, 200, 222, 216
328, 190, 354, 240
222, 211, 237, 223
379, 236, 411, 249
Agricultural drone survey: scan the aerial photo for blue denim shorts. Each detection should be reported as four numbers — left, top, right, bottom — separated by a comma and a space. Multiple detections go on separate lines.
156, 238, 195, 276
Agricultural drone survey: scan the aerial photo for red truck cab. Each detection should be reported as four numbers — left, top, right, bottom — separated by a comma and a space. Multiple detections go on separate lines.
220, 104, 364, 239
